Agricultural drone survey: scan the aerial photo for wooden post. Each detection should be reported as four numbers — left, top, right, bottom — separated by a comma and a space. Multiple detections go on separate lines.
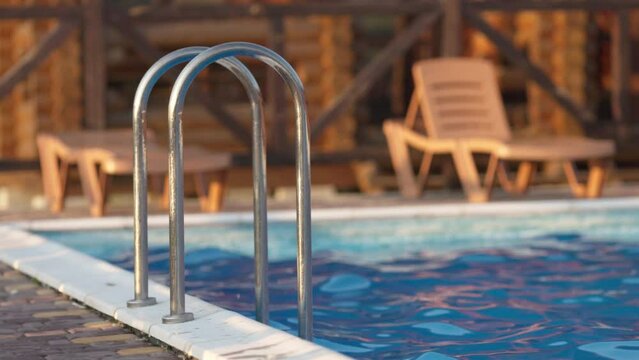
0, 6, 82, 20
391, 17, 408, 115
584, 14, 600, 120
82, 0, 106, 129
612, 11, 631, 139
268, 17, 289, 154
131, 1, 439, 22
442, 0, 463, 57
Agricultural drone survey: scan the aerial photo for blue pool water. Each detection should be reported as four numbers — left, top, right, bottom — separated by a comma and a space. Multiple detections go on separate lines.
38, 208, 639, 359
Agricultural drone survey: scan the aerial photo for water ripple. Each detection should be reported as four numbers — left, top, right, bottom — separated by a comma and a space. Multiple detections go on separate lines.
44, 213, 639, 360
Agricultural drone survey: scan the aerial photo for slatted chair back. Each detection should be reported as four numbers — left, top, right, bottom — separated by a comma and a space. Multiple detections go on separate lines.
411, 58, 512, 141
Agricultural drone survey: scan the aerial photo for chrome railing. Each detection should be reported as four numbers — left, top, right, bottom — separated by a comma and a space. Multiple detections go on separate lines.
130, 42, 313, 340
167, 42, 312, 339
129, 47, 265, 321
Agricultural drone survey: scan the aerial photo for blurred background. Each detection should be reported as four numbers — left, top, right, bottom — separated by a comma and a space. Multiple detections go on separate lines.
1, 0, 638, 218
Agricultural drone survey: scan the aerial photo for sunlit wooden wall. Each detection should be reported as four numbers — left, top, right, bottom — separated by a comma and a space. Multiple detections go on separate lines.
0, 0, 82, 159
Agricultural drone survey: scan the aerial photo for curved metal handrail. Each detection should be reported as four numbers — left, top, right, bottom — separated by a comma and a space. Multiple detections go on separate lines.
129, 47, 269, 325
167, 42, 312, 339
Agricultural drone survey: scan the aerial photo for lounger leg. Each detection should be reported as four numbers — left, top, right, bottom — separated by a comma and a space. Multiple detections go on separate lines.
563, 161, 586, 197
451, 145, 488, 202
77, 154, 106, 217
37, 138, 65, 213
352, 161, 384, 195
383, 121, 421, 198
514, 161, 535, 194
206, 171, 228, 212
193, 171, 227, 212
496, 161, 514, 193
416, 152, 434, 191
496, 161, 535, 195
585, 160, 608, 198
483, 155, 499, 198
484, 155, 499, 188
193, 173, 209, 210
58, 160, 70, 205
161, 175, 169, 210
99, 171, 111, 214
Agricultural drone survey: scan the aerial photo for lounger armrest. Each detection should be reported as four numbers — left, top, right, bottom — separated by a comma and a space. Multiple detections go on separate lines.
383, 121, 456, 153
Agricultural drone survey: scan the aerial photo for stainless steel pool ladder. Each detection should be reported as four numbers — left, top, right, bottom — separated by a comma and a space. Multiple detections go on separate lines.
130, 43, 313, 340
127, 46, 268, 322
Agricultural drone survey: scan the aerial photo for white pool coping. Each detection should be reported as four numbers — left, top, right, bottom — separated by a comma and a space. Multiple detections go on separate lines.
7, 195, 639, 232
0, 227, 349, 360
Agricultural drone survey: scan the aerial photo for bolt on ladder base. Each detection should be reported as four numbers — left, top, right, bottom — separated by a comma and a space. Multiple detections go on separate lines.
126, 297, 157, 308
162, 312, 194, 324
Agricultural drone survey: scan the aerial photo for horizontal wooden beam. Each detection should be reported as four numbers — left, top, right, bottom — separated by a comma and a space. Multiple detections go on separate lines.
0, 159, 39, 172
130, 0, 439, 22
230, 146, 389, 166
0, 6, 81, 19
0, 19, 78, 100
464, 9, 596, 124
442, 0, 463, 57
311, 10, 441, 140
106, 6, 252, 147
4, 1, 639, 22
467, 0, 639, 11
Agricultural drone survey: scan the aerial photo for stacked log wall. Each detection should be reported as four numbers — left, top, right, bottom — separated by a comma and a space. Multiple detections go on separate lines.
134, 14, 355, 154
468, 13, 531, 130
0, 0, 82, 159
516, 11, 588, 136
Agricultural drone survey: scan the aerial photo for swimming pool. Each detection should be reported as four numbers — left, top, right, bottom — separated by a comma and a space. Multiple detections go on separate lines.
37, 204, 639, 359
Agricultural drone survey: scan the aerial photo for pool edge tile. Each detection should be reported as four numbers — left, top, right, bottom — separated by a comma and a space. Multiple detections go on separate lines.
0, 227, 349, 360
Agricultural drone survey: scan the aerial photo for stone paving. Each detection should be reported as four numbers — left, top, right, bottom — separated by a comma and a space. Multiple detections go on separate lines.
0, 262, 182, 360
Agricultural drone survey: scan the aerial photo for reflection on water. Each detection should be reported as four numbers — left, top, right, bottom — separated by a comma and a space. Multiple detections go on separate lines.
104, 233, 639, 359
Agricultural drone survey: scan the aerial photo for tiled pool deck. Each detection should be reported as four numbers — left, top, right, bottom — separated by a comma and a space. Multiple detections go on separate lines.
0, 262, 180, 360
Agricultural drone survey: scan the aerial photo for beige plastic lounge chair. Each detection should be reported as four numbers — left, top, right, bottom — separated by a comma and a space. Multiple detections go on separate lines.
383, 58, 615, 202
37, 130, 230, 216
